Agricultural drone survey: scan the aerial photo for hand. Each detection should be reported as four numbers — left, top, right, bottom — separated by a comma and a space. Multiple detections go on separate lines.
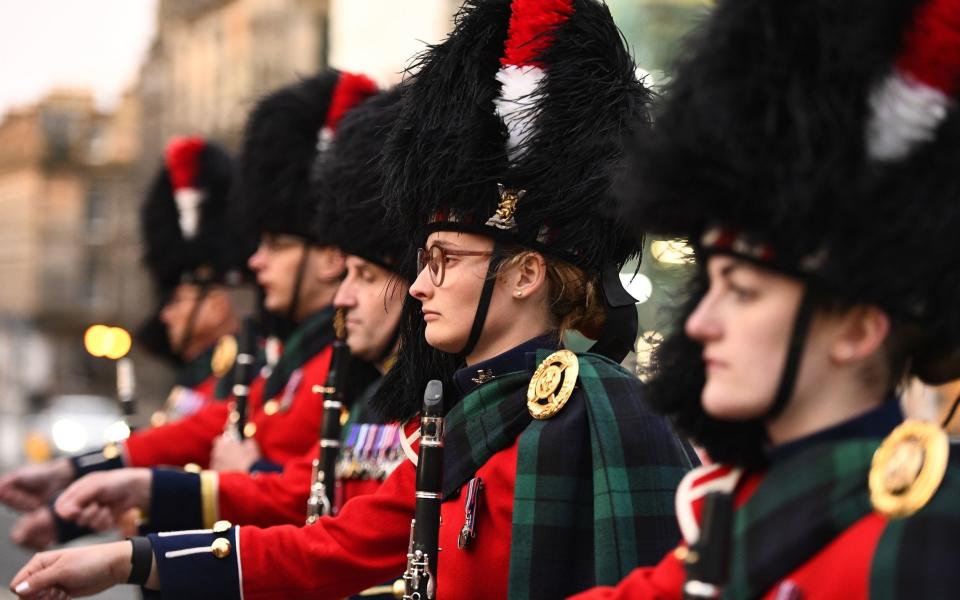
54, 469, 151, 531
209, 436, 262, 472
10, 541, 138, 598
10, 508, 57, 552
0, 459, 74, 511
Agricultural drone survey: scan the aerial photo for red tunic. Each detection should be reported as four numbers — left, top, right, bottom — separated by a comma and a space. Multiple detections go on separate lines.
124, 346, 332, 468
570, 464, 888, 600
236, 437, 520, 599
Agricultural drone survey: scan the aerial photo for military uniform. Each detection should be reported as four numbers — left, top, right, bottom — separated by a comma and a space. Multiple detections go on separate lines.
574, 0, 960, 596
575, 402, 960, 599
146, 377, 404, 530
145, 337, 692, 599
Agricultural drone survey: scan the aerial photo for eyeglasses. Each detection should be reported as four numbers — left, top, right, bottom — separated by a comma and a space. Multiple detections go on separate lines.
416, 244, 493, 286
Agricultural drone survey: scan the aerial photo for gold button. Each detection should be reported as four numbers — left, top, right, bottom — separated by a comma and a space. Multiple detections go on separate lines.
673, 546, 689, 562
184, 463, 202, 474
392, 579, 406, 599
212, 520, 232, 533
263, 400, 279, 416
211, 537, 232, 559
243, 423, 258, 438
228, 410, 240, 424
102, 443, 119, 460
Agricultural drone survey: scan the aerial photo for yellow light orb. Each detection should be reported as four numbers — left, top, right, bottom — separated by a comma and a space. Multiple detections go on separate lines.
83, 324, 110, 357
104, 327, 132, 360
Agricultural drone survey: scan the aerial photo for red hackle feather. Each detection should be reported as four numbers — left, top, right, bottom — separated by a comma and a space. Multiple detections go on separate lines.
164, 136, 205, 190
896, 0, 960, 95
500, 0, 573, 68
325, 72, 379, 132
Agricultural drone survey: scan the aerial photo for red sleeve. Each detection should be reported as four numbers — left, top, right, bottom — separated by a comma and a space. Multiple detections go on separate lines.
217, 443, 318, 527
238, 455, 415, 600
568, 549, 685, 600
124, 401, 230, 468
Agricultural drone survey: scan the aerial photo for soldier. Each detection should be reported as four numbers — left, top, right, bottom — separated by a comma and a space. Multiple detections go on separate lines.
48, 89, 410, 533
0, 71, 378, 545
573, 0, 960, 597
7, 1, 694, 598
2, 136, 247, 549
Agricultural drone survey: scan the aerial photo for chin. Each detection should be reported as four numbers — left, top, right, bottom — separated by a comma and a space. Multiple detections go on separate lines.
423, 324, 464, 354
701, 386, 767, 421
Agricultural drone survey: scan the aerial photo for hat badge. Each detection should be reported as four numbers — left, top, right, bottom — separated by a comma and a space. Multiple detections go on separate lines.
486, 183, 525, 231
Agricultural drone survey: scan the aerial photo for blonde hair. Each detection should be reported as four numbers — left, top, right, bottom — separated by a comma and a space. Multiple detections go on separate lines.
496, 249, 605, 339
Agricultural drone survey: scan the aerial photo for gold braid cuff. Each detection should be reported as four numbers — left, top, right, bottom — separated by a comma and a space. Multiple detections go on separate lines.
200, 470, 220, 529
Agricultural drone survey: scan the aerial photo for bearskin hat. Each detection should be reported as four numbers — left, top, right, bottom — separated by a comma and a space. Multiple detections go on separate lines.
621, 0, 960, 464
375, 0, 651, 420
314, 87, 407, 276
236, 70, 378, 245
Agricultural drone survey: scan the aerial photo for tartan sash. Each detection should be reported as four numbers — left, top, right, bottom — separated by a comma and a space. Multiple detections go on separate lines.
724, 438, 880, 599
262, 306, 335, 401
869, 447, 960, 600
442, 350, 692, 599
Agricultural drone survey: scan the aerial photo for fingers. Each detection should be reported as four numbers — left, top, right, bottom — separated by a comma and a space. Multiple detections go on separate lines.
0, 473, 44, 512
10, 551, 60, 597
11, 508, 55, 552
54, 474, 107, 522
73, 504, 114, 532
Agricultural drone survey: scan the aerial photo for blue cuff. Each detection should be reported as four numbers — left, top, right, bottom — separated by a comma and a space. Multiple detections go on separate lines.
149, 468, 203, 531
70, 446, 123, 478
249, 459, 283, 473
148, 527, 241, 600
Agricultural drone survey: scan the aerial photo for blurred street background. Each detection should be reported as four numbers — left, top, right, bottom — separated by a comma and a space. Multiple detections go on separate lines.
0, 0, 712, 587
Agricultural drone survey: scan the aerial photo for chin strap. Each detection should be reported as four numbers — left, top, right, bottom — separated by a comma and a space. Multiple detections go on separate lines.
175, 282, 210, 358
459, 241, 503, 358
286, 240, 311, 324
766, 290, 815, 420
588, 264, 639, 364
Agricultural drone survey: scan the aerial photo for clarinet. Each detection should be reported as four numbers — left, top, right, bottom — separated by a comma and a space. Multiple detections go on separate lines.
306, 309, 351, 523
402, 380, 444, 600
116, 357, 137, 432
226, 316, 258, 439
682, 492, 733, 599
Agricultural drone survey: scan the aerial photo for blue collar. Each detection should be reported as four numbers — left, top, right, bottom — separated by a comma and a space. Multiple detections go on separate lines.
767, 397, 903, 464
452, 333, 560, 400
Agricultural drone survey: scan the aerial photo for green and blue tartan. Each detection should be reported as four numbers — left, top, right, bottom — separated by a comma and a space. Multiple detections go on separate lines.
722, 436, 960, 599
443, 350, 694, 599
262, 306, 335, 401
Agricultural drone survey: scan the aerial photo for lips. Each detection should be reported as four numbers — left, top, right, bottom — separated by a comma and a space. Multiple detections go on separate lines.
422, 309, 440, 322
703, 354, 727, 371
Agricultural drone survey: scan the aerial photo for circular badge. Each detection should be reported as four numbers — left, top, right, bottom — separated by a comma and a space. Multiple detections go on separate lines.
527, 350, 579, 420
211, 335, 238, 378
869, 419, 949, 519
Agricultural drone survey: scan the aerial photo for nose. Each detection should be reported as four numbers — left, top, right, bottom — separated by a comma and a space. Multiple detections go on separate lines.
409, 265, 433, 301
684, 292, 721, 343
248, 246, 266, 272
333, 278, 356, 309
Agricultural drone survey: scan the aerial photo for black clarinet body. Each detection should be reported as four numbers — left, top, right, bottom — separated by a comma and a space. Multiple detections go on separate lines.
402, 380, 444, 600
683, 492, 733, 599
306, 336, 351, 523
229, 316, 259, 439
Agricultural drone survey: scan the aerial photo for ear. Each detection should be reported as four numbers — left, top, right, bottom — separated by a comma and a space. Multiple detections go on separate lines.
509, 252, 547, 299
829, 305, 890, 365
313, 246, 346, 280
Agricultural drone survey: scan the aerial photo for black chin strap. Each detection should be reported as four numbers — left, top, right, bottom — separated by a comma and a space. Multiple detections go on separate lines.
460, 241, 503, 358
176, 282, 210, 358
766, 290, 816, 420
286, 241, 311, 324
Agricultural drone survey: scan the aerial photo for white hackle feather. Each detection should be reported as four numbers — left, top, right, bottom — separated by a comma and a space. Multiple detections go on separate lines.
867, 70, 951, 161
494, 64, 545, 161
